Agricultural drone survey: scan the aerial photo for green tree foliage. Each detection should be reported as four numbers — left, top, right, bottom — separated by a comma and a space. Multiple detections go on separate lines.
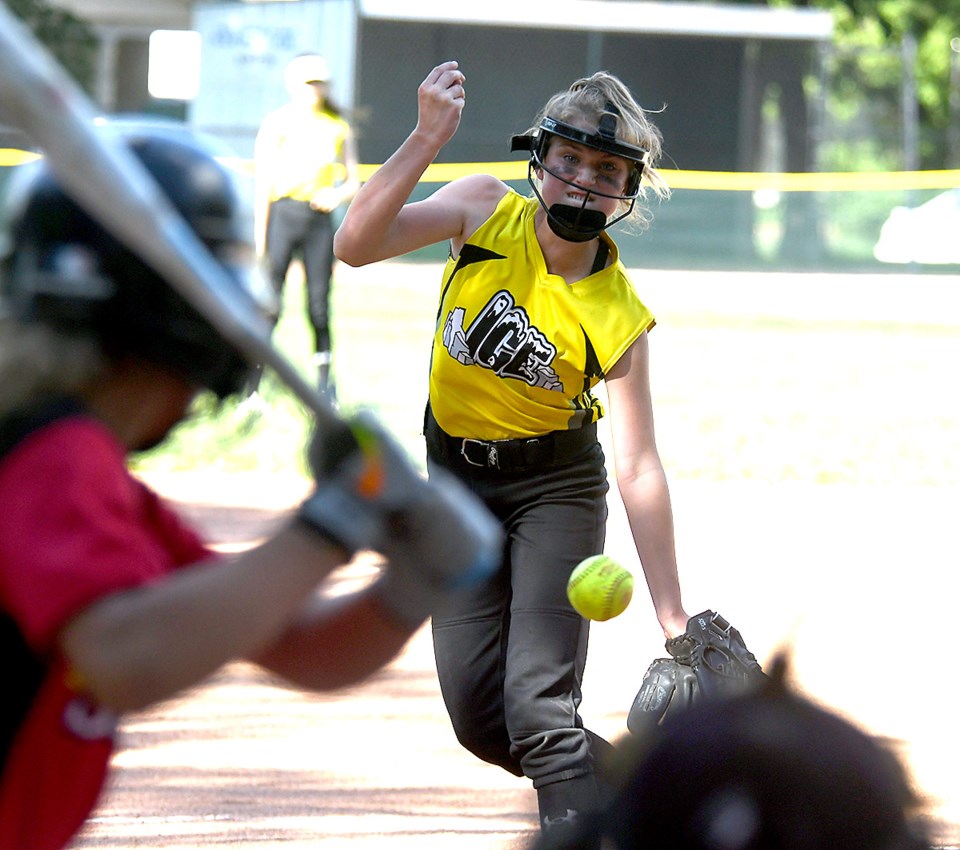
812, 0, 960, 167
7, 0, 97, 94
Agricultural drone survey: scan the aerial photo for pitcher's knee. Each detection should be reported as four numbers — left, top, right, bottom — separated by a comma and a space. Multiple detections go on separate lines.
451, 723, 523, 776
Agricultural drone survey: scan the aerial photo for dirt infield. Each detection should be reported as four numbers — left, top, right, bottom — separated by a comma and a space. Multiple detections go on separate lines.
71, 266, 960, 848
70, 470, 960, 849
72, 477, 541, 850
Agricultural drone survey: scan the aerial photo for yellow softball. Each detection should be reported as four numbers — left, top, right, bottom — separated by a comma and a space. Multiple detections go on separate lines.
566, 554, 634, 621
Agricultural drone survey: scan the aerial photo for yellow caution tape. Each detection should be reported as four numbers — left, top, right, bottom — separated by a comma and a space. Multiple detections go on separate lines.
4, 147, 959, 192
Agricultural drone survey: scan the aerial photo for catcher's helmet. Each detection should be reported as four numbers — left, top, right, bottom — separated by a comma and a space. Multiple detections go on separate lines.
511, 106, 648, 243
0, 123, 269, 398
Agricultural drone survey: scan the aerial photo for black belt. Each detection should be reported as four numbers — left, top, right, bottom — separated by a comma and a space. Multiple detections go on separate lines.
426, 408, 597, 473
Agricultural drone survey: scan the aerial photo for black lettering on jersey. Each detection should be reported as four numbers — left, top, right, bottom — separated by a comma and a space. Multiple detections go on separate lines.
443, 289, 563, 391
499, 325, 558, 386
571, 326, 605, 421
582, 327, 604, 385
465, 291, 514, 356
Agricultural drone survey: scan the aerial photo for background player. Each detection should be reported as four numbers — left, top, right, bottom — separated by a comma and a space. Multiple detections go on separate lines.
254, 53, 359, 398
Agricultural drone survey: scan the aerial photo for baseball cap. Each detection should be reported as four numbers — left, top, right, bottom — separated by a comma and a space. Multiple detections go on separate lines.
286, 54, 330, 85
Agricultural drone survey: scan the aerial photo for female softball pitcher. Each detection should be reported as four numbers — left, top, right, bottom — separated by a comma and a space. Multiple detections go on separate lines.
335, 61, 692, 845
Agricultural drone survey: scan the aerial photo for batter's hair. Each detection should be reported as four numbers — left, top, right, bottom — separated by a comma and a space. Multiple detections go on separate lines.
0, 318, 105, 418
527, 71, 671, 231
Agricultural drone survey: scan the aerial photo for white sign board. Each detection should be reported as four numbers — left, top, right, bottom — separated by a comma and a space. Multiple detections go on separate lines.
189, 0, 356, 156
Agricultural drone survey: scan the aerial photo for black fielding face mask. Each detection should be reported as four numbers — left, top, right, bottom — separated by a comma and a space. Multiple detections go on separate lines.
524, 153, 640, 243
544, 202, 609, 242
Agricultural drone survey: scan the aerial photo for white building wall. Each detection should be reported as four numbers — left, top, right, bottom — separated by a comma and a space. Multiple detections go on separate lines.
189, 0, 357, 157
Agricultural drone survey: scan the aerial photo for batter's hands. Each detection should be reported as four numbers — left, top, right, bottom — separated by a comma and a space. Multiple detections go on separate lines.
298, 411, 502, 625
415, 60, 466, 152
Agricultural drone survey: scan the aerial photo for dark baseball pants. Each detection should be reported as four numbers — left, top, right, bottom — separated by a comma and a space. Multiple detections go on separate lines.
265, 197, 335, 353
426, 427, 614, 837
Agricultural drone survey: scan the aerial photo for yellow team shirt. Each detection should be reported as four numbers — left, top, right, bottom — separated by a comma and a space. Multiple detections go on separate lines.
257, 104, 350, 202
430, 190, 655, 440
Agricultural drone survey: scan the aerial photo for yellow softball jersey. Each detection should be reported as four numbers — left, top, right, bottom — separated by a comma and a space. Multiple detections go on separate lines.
258, 105, 350, 202
430, 190, 655, 440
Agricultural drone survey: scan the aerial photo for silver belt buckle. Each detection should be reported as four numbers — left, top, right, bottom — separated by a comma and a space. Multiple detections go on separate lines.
461, 438, 499, 469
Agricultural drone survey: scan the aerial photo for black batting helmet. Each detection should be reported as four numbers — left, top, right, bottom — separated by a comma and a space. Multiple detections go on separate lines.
0, 121, 271, 398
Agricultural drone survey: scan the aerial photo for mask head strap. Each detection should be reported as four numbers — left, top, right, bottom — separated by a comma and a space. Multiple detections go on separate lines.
511, 112, 647, 197
597, 100, 619, 142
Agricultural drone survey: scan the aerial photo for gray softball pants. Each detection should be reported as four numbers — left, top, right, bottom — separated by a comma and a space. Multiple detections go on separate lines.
426, 422, 613, 792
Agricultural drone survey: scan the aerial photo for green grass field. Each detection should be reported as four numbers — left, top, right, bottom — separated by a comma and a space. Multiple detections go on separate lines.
133, 260, 960, 490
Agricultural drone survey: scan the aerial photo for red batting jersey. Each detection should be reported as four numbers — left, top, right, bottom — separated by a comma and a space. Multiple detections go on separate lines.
0, 413, 212, 850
